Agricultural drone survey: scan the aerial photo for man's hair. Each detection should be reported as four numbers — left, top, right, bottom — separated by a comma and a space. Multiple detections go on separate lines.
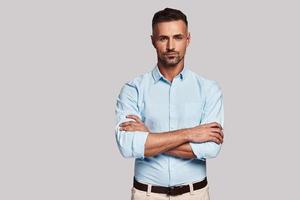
152, 8, 188, 30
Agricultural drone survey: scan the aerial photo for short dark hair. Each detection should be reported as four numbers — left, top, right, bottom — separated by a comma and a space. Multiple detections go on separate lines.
152, 8, 188, 30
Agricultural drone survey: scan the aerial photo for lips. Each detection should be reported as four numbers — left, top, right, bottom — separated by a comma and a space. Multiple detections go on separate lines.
165, 53, 178, 56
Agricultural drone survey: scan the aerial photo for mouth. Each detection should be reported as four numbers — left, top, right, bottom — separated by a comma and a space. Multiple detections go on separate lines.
165, 53, 178, 57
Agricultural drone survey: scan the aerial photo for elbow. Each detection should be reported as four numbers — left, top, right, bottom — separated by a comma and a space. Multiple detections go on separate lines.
204, 143, 222, 159
117, 145, 144, 159
118, 146, 134, 158
115, 128, 147, 159
115, 131, 135, 158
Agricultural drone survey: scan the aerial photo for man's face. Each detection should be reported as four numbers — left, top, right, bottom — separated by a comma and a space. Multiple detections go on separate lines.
151, 20, 190, 67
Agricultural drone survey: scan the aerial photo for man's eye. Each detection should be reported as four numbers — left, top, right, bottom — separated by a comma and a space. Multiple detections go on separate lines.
175, 36, 183, 40
159, 38, 167, 41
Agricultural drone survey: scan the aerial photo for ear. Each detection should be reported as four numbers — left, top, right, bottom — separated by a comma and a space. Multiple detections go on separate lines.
151, 35, 156, 48
187, 32, 191, 46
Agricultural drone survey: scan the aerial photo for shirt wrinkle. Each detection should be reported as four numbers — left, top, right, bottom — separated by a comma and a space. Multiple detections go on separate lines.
115, 65, 224, 186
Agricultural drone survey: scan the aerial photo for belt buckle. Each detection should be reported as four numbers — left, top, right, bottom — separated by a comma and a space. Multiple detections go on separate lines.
168, 186, 176, 196
168, 185, 183, 196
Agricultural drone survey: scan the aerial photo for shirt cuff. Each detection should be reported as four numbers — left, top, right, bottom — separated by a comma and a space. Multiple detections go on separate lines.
132, 131, 149, 159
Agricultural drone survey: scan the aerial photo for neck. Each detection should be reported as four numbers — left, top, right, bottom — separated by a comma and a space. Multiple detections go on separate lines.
157, 60, 184, 82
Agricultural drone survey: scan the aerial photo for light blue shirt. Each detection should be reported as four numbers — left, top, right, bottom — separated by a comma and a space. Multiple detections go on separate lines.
115, 66, 224, 187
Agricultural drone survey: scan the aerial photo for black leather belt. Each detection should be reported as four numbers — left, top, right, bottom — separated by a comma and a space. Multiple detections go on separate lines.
133, 177, 207, 196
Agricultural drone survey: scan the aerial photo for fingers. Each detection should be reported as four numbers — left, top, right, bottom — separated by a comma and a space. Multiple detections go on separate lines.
214, 137, 223, 144
203, 132, 223, 144
211, 128, 224, 138
211, 136, 223, 144
120, 114, 142, 127
207, 122, 224, 140
119, 115, 148, 132
120, 125, 141, 131
209, 131, 224, 144
119, 121, 139, 127
119, 124, 147, 132
120, 123, 137, 130
119, 120, 148, 132
126, 115, 142, 123
119, 121, 138, 131
207, 122, 223, 130
211, 133, 223, 144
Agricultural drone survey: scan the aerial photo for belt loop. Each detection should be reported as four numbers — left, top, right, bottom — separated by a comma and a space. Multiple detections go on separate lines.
189, 183, 194, 195
146, 184, 152, 196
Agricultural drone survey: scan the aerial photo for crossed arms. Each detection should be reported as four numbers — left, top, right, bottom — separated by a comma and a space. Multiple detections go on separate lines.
115, 81, 224, 160
119, 115, 223, 159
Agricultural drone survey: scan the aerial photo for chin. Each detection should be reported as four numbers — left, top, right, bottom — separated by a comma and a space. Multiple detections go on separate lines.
165, 62, 180, 67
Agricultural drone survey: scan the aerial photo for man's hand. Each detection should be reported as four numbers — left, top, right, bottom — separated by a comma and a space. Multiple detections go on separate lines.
119, 115, 150, 132
119, 115, 223, 144
187, 122, 224, 144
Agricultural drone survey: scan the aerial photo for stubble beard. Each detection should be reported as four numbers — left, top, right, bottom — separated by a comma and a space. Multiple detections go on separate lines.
158, 52, 184, 68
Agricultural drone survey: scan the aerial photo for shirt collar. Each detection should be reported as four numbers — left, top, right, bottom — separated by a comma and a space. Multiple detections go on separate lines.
152, 65, 188, 83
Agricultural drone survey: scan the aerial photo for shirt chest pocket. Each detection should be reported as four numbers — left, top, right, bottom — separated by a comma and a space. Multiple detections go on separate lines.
182, 102, 204, 126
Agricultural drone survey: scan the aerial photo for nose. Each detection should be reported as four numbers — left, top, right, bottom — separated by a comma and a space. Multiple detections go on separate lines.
167, 39, 175, 51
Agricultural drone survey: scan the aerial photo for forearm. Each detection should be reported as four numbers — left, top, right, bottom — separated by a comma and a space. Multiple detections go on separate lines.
164, 143, 196, 159
118, 113, 223, 159
144, 128, 190, 157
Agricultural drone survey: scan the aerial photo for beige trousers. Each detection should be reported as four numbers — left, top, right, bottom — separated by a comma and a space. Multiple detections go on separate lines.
131, 184, 210, 200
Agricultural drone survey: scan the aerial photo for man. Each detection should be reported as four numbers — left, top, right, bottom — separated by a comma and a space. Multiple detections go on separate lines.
115, 8, 224, 200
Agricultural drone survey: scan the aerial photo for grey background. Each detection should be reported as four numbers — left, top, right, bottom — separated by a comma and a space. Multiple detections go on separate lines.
1, 0, 299, 199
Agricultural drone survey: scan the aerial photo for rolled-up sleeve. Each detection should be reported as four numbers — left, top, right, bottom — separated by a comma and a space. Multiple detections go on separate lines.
115, 83, 149, 159
190, 81, 224, 160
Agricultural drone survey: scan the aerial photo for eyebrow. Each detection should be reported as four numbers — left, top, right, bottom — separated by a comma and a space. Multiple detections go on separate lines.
157, 34, 185, 38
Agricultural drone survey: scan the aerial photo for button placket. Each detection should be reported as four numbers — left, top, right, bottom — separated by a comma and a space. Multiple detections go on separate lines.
169, 82, 176, 131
